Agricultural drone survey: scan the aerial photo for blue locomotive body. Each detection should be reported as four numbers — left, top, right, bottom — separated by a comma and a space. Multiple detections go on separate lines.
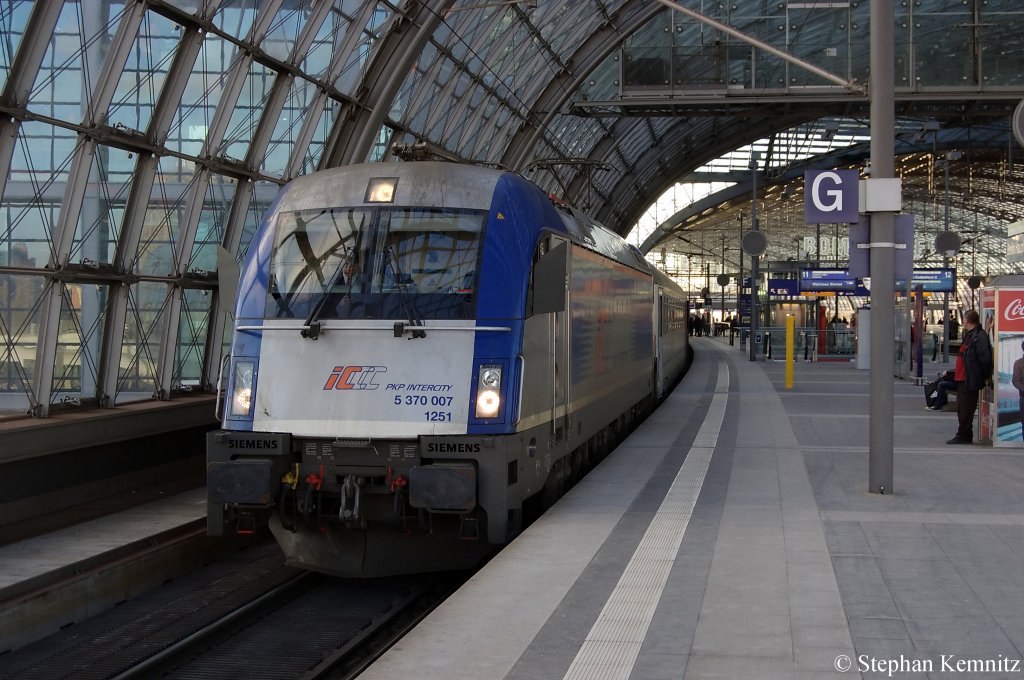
208, 162, 688, 576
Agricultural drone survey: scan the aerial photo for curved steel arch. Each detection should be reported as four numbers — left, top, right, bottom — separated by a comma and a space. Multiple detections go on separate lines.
499, 0, 664, 172
323, 0, 457, 167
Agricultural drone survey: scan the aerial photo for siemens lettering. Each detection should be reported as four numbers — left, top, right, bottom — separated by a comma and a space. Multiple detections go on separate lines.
227, 439, 280, 450
427, 442, 482, 453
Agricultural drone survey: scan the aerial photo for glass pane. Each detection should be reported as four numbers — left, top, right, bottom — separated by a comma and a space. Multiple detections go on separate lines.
334, 2, 392, 95
11, 119, 80, 188
220, 60, 275, 161
28, 1, 129, 119
0, 273, 45, 415
266, 207, 371, 319
366, 123, 392, 163
787, 7, 850, 87
265, 207, 485, 321
277, 92, 332, 178
239, 181, 279, 261
261, 77, 319, 178
68, 145, 134, 265
117, 280, 167, 403
303, 0, 365, 83
51, 282, 106, 403
914, 12, 975, 87
165, 33, 238, 157
263, 0, 314, 62
154, 137, 196, 184
214, 0, 259, 41
981, 12, 1024, 85
0, 0, 34, 93
2, 149, 62, 269
188, 177, 235, 272
369, 208, 484, 320
134, 165, 197, 276
174, 287, 211, 390
162, 0, 202, 14
107, 9, 180, 132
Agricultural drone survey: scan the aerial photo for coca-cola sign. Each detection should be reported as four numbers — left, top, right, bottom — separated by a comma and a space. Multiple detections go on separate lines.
999, 290, 1024, 331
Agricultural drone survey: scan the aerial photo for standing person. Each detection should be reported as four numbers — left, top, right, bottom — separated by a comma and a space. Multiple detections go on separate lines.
949, 313, 960, 341
947, 309, 993, 444
1012, 341, 1024, 440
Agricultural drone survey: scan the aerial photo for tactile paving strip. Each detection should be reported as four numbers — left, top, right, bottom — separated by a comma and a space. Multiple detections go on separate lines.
562, 363, 729, 680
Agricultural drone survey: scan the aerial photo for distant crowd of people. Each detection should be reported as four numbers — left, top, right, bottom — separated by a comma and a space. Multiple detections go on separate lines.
688, 312, 738, 337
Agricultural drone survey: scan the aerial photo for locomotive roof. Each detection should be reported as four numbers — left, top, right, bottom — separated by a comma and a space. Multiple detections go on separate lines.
278, 162, 505, 213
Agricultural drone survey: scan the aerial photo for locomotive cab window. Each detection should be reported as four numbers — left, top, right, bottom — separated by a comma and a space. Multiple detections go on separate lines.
265, 208, 370, 320
265, 206, 485, 321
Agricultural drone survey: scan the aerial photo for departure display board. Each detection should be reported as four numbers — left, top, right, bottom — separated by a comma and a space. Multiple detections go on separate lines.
800, 269, 856, 293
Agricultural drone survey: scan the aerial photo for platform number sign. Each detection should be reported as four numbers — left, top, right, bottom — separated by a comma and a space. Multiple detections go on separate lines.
804, 170, 859, 224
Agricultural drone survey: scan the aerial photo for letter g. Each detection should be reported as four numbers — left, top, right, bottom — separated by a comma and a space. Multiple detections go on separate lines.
812, 171, 844, 212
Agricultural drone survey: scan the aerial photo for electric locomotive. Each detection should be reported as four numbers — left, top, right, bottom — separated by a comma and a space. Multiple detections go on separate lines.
207, 161, 689, 577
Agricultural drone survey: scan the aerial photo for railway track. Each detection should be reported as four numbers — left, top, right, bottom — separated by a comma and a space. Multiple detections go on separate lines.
0, 541, 467, 680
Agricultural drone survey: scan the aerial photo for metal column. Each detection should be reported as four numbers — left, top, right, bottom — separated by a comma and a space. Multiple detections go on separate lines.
868, 0, 896, 495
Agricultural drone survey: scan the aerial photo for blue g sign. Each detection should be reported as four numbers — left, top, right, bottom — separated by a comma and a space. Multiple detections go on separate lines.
804, 169, 860, 224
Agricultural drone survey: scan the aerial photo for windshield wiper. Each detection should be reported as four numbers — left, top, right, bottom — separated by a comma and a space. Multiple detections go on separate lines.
300, 257, 348, 340
386, 246, 425, 339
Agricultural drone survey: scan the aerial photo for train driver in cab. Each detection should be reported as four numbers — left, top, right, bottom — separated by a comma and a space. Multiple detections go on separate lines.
338, 253, 362, 293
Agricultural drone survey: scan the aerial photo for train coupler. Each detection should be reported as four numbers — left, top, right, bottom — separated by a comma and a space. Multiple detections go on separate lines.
339, 475, 362, 524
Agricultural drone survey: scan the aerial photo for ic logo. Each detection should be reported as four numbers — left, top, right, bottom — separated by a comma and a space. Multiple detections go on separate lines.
323, 365, 386, 390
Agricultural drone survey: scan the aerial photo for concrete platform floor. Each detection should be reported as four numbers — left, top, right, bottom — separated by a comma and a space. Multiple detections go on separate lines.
363, 337, 1024, 680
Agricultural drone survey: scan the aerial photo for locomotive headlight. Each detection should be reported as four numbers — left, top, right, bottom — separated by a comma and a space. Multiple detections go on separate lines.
365, 177, 398, 203
230, 361, 255, 417
480, 367, 502, 389
475, 364, 502, 418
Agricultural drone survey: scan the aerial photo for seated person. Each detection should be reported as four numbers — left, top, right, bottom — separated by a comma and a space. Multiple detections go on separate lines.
929, 369, 958, 410
338, 255, 361, 292
329, 255, 365, 318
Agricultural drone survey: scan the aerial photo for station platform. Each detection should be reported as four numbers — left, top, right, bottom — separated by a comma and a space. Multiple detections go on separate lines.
0, 487, 210, 652
363, 337, 1024, 680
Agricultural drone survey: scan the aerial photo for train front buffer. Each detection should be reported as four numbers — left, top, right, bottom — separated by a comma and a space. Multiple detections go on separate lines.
207, 430, 511, 545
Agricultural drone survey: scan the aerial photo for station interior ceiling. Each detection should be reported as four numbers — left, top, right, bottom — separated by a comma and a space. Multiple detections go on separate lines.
0, 0, 1023, 418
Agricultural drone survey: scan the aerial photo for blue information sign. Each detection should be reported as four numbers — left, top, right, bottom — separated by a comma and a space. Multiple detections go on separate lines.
767, 279, 798, 296
800, 268, 857, 293
738, 294, 751, 324
895, 268, 956, 293
804, 169, 860, 224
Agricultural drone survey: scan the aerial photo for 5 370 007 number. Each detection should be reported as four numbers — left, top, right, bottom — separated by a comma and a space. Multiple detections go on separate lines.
394, 395, 453, 406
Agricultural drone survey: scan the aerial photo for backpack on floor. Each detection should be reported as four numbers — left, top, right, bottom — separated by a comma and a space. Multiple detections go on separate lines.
924, 379, 940, 408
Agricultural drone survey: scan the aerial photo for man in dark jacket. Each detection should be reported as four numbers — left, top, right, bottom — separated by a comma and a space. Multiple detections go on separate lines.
948, 309, 993, 444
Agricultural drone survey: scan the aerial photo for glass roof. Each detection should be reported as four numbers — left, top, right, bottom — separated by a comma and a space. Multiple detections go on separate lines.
0, 0, 1022, 417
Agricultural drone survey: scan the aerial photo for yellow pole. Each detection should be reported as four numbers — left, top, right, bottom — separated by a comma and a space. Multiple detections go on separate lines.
785, 314, 795, 389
